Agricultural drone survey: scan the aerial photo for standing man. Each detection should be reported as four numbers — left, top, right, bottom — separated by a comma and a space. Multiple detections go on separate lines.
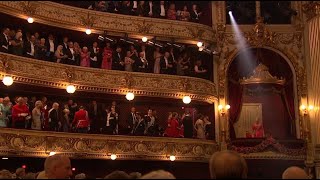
127, 107, 137, 134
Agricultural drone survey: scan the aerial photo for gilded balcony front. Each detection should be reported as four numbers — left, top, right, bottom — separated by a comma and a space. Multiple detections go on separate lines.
0, 1, 216, 45
0, 53, 217, 103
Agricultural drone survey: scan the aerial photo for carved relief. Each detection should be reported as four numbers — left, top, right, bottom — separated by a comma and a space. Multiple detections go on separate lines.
302, 1, 320, 21
0, 1, 216, 44
0, 129, 218, 162
0, 53, 217, 103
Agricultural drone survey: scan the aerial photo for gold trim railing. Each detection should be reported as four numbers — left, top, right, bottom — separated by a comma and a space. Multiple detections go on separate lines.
0, 53, 217, 103
0, 128, 218, 162
0, 1, 216, 45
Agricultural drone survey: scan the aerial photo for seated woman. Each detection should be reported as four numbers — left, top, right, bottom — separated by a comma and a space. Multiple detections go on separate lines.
167, 3, 177, 20
252, 118, 265, 138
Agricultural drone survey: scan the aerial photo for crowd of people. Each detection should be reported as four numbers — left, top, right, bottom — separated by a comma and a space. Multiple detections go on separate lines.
0, 151, 311, 179
0, 27, 210, 80
0, 95, 214, 140
62, 1, 204, 24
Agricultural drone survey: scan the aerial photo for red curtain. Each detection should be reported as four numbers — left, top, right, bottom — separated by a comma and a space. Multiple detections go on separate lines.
228, 80, 243, 139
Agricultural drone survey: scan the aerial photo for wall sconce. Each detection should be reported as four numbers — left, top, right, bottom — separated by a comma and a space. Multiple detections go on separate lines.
300, 104, 314, 115
218, 104, 231, 116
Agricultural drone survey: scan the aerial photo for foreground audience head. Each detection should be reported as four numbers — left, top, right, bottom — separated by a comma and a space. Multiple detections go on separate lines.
104, 171, 130, 179
36, 170, 47, 179
0, 169, 13, 179
44, 154, 72, 179
2, 97, 10, 105
282, 166, 309, 179
75, 173, 86, 179
129, 172, 142, 179
0, 98, 3, 104
15, 168, 26, 178
140, 170, 176, 179
209, 150, 248, 179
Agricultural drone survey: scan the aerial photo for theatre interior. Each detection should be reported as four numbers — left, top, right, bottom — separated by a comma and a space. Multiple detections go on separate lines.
0, 1, 319, 179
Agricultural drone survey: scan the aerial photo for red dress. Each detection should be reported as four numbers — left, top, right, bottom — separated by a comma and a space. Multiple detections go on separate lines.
73, 109, 89, 128
165, 118, 180, 137
101, 47, 113, 70
11, 104, 29, 127
252, 122, 264, 138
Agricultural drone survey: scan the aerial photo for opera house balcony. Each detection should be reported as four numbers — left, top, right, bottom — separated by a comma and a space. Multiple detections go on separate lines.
0, 1, 317, 179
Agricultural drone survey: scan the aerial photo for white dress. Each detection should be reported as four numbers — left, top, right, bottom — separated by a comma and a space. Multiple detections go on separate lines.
195, 119, 205, 139
32, 108, 42, 130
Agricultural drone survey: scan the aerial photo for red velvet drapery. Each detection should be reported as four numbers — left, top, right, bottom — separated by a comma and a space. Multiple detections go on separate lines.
228, 80, 243, 139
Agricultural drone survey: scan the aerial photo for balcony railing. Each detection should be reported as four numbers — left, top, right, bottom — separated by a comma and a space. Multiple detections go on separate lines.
0, 1, 216, 45
0, 52, 217, 103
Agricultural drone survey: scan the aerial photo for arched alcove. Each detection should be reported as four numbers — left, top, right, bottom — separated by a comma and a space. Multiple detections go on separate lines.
227, 48, 296, 140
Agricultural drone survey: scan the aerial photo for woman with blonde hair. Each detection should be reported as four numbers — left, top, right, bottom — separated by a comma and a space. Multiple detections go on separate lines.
55, 45, 68, 63
32, 100, 43, 130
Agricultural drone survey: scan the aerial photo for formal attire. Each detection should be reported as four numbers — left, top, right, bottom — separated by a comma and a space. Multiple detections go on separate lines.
31, 108, 42, 130
195, 119, 205, 139
65, 47, 77, 65
205, 122, 214, 140
24, 40, 36, 58
182, 114, 193, 138
90, 47, 101, 68
0, 104, 10, 127
45, 39, 57, 62
11, 104, 29, 129
190, 10, 200, 23
160, 56, 174, 74
167, 9, 176, 20
36, 44, 47, 60
112, 52, 124, 70
136, 57, 149, 72
165, 118, 180, 137
88, 103, 102, 133
11, 38, 24, 56
105, 112, 118, 135
127, 112, 137, 134
48, 108, 60, 131
133, 118, 146, 136
80, 51, 90, 67
101, 47, 113, 70
145, 115, 157, 136
62, 114, 70, 132
73, 109, 90, 133
153, 52, 162, 74
0, 33, 9, 53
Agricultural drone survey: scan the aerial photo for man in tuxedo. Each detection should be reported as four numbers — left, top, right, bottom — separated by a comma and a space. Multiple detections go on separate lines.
0, 27, 10, 53
127, 107, 137, 135
48, 102, 60, 132
89, 41, 101, 68
112, 46, 124, 71
24, 35, 36, 58
190, 4, 202, 23
88, 100, 102, 134
169, 47, 177, 74
160, 52, 174, 75
136, 52, 149, 73
62, 36, 69, 55
132, 112, 146, 136
65, 42, 77, 65
140, 44, 152, 72
45, 34, 57, 62
182, 110, 193, 138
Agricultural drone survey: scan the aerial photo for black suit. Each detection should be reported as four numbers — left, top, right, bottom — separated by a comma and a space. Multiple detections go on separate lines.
160, 57, 174, 75
135, 57, 149, 73
24, 41, 36, 58
190, 10, 200, 23
127, 112, 137, 134
133, 119, 146, 136
62, 42, 69, 55
45, 39, 57, 62
182, 115, 193, 138
88, 103, 103, 133
89, 47, 101, 68
65, 48, 79, 65
112, 52, 124, 70
0, 33, 9, 53
49, 109, 60, 131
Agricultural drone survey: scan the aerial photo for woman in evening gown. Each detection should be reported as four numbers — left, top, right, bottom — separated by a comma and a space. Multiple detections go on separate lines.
252, 118, 265, 138
153, 46, 162, 74
101, 42, 113, 70
195, 115, 206, 139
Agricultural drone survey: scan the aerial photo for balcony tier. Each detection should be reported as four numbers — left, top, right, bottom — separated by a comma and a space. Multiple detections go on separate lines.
0, 53, 217, 103
0, 1, 216, 45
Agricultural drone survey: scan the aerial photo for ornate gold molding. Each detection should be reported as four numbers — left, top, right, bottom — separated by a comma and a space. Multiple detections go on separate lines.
0, 53, 217, 103
302, 1, 320, 21
0, 1, 216, 45
0, 128, 218, 162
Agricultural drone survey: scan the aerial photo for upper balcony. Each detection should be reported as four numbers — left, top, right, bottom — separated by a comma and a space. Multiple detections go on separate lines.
0, 1, 216, 46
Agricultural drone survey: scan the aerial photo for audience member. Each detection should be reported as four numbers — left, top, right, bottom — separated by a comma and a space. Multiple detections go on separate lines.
44, 154, 72, 179
282, 166, 309, 179
104, 171, 130, 179
209, 150, 248, 179
140, 170, 175, 179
